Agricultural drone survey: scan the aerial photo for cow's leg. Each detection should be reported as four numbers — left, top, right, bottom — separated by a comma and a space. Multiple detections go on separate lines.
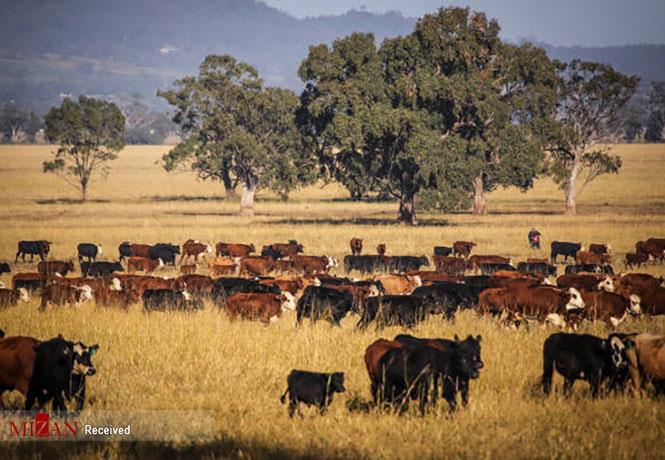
459, 379, 469, 406
442, 378, 457, 413
15, 251, 21, 263
287, 399, 297, 418
563, 378, 574, 396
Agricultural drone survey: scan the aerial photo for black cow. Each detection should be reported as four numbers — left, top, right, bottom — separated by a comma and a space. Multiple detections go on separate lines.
434, 246, 453, 257
0, 328, 4, 338
343, 255, 389, 274
394, 334, 483, 407
15, 240, 51, 262
479, 263, 516, 275
118, 242, 133, 262
149, 244, 180, 266
388, 256, 430, 273
25, 337, 98, 411
142, 289, 202, 312
376, 341, 480, 413
296, 286, 356, 325
518, 262, 557, 277
81, 261, 124, 278
279, 370, 345, 417
358, 295, 428, 329
564, 264, 614, 275
550, 241, 582, 264
0, 262, 10, 275
411, 285, 464, 319
77, 243, 103, 264
542, 332, 630, 397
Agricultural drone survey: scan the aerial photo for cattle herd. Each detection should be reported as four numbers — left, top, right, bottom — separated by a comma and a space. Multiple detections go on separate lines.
0, 235, 664, 414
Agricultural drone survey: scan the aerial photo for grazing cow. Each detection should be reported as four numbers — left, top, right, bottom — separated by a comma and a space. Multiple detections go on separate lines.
542, 333, 629, 396
177, 274, 216, 298
616, 273, 663, 292
576, 250, 611, 266
433, 256, 467, 276
240, 256, 276, 277
81, 261, 124, 278
589, 243, 611, 255
0, 262, 11, 275
37, 260, 75, 278
373, 274, 421, 295
40, 283, 94, 310
0, 288, 29, 307
621, 333, 665, 396
280, 370, 345, 417
142, 289, 201, 312
226, 292, 295, 324
387, 256, 429, 273
349, 238, 363, 256
118, 242, 151, 262
210, 257, 241, 277
77, 243, 103, 264
180, 239, 214, 264
636, 239, 665, 263
343, 255, 389, 274
261, 241, 304, 259
550, 241, 582, 264
0, 336, 40, 408
15, 240, 51, 262
358, 295, 428, 329
372, 339, 481, 413
634, 286, 665, 316
127, 256, 164, 274
122, 275, 186, 296
478, 288, 511, 316
493, 286, 586, 328
291, 255, 337, 275
216, 242, 256, 258
517, 261, 557, 277
95, 288, 140, 309
296, 286, 356, 325
26, 337, 98, 411
376, 244, 386, 256
557, 274, 615, 292
564, 264, 614, 275
212, 277, 281, 305
260, 276, 321, 297
580, 290, 642, 327
625, 253, 649, 269
453, 241, 475, 259
12, 272, 46, 293
433, 246, 453, 257
364, 339, 405, 397
55, 276, 121, 294
149, 243, 180, 266
468, 255, 511, 271
410, 285, 463, 319
479, 263, 516, 275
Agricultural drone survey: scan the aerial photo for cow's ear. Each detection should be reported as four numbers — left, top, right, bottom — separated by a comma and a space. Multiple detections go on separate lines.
454, 334, 460, 342
476, 335, 482, 343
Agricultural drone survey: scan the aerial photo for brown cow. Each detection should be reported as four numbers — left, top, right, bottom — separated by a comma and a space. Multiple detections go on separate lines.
589, 243, 611, 255
576, 250, 611, 265
176, 274, 216, 297
240, 256, 276, 277
259, 276, 320, 297
37, 260, 75, 278
0, 336, 40, 408
373, 274, 421, 295
453, 241, 475, 259
376, 244, 386, 256
636, 239, 665, 263
625, 253, 649, 269
225, 292, 295, 324
406, 271, 461, 284
468, 255, 511, 270
262, 242, 304, 259
129, 243, 151, 258
488, 276, 543, 290
579, 290, 641, 327
180, 239, 214, 264
0, 288, 29, 307
557, 274, 615, 292
216, 243, 256, 258
364, 338, 405, 400
179, 263, 197, 275
477, 288, 511, 316
616, 273, 663, 291
433, 256, 467, 276
622, 333, 665, 396
350, 238, 363, 256
118, 275, 186, 296
290, 255, 337, 275
40, 283, 94, 310
11, 272, 46, 292
54, 276, 121, 293
127, 256, 164, 274
95, 288, 140, 309
209, 257, 240, 277
633, 286, 665, 316
493, 286, 586, 328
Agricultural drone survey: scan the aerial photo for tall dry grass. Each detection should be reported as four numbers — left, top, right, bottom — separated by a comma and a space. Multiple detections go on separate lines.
0, 144, 664, 459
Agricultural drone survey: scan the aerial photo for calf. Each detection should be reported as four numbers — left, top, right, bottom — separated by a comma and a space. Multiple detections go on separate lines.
479, 263, 516, 275
625, 253, 649, 269
589, 243, 611, 255
180, 239, 213, 264
15, 240, 51, 262
240, 256, 275, 277
468, 255, 511, 271
433, 256, 467, 277
210, 257, 240, 277
279, 370, 345, 417
77, 243, 103, 264
37, 260, 75, 278
216, 242, 255, 257
576, 250, 611, 265
542, 332, 629, 396
0, 288, 29, 307
179, 263, 197, 275
82, 261, 124, 278
550, 241, 582, 264
226, 292, 295, 324
349, 238, 362, 256
95, 288, 140, 309
453, 241, 475, 259
127, 256, 164, 274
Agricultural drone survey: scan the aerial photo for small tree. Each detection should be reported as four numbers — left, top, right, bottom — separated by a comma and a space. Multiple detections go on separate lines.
546, 60, 638, 214
43, 96, 125, 202
0, 103, 42, 143
645, 81, 665, 142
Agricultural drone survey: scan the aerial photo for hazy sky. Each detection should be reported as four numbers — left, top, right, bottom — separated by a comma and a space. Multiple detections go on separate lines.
262, 0, 665, 47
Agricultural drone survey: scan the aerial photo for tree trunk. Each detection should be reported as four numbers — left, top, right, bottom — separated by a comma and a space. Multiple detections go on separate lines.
240, 177, 258, 217
472, 174, 487, 215
222, 168, 236, 198
398, 192, 417, 225
80, 181, 88, 202
565, 155, 581, 215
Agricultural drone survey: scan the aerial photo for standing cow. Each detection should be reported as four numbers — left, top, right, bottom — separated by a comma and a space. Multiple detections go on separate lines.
15, 240, 51, 262
349, 238, 363, 256
550, 241, 582, 264
77, 243, 103, 264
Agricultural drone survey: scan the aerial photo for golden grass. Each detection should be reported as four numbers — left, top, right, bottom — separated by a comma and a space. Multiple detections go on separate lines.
0, 144, 664, 459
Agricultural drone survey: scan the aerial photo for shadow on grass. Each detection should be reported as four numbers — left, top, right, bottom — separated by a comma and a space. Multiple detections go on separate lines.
267, 218, 453, 227
3, 437, 365, 460
142, 195, 232, 203
34, 198, 111, 205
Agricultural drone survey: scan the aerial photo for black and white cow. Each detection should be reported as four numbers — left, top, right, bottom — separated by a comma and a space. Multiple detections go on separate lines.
77, 243, 103, 264
279, 370, 345, 417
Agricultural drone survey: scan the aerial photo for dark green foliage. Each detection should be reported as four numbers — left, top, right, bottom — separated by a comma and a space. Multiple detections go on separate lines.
43, 96, 125, 201
0, 104, 42, 143
645, 81, 665, 142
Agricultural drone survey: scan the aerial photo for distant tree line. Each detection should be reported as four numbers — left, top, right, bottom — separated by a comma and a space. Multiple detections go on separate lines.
33, 7, 664, 219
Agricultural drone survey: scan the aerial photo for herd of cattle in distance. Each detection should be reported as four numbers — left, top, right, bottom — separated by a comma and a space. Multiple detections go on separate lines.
0, 236, 664, 414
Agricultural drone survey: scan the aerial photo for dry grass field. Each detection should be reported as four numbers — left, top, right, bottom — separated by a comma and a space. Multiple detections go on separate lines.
1, 144, 664, 459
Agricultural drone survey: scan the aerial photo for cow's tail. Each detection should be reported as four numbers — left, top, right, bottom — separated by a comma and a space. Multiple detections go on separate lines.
279, 387, 289, 404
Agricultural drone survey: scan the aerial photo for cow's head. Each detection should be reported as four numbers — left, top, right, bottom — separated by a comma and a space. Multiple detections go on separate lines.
0, 281, 4, 289
157, 258, 165, 269
109, 277, 122, 291
331, 372, 345, 393
606, 244, 613, 253
16, 287, 29, 302
76, 285, 94, 302
607, 334, 631, 368
206, 244, 214, 254
597, 276, 615, 292
367, 283, 381, 297
71, 342, 99, 376
628, 294, 642, 315
280, 291, 296, 311
326, 257, 338, 270
565, 288, 585, 310
408, 275, 422, 288
450, 336, 482, 379
97, 244, 103, 255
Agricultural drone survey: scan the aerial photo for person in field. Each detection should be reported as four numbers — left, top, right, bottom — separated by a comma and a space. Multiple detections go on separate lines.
528, 228, 542, 250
